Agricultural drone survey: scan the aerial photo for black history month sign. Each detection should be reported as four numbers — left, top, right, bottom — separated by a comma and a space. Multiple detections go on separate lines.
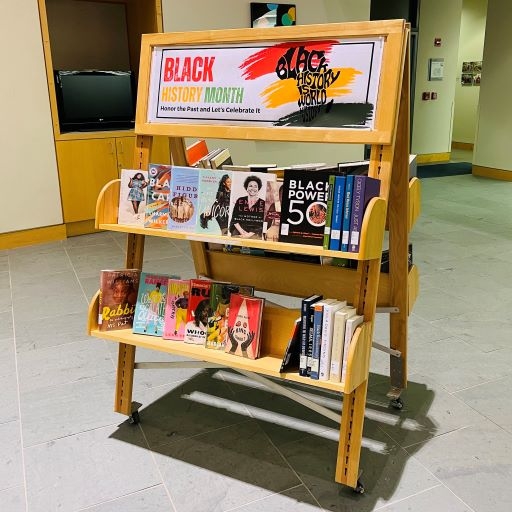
147, 38, 384, 129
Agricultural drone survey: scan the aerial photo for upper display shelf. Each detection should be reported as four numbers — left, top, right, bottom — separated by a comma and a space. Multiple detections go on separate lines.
135, 20, 407, 144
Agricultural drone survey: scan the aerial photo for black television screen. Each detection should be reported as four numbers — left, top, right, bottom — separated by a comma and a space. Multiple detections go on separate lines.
54, 70, 136, 132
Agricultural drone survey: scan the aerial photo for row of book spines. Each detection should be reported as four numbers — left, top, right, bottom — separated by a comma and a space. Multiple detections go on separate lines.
299, 296, 363, 383
323, 175, 380, 253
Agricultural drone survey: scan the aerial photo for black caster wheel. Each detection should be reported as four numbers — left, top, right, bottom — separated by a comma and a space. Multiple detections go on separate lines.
354, 480, 365, 494
390, 397, 404, 410
129, 410, 140, 425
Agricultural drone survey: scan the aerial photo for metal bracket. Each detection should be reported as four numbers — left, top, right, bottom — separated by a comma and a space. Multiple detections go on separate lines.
376, 307, 399, 313
372, 341, 401, 358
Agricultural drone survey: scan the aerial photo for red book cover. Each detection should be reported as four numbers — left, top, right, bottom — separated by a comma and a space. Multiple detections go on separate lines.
184, 279, 212, 344
225, 294, 265, 359
163, 279, 190, 340
98, 269, 140, 331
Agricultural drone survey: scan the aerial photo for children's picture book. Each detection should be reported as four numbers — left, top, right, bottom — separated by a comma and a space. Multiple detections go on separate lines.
228, 171, 276, 239
132, 272, 169, 336
263, 180, 283, 242
279, 169, 332, 246
163, 279, 190, 340
184, 279, 212, 344
167, 166, 200, 233
145, 163, 172, 229
118, 169, 148, 226
206, 282, 255, 350
225, 293, 265, 359
98, 269, 140, 331
196, 170, 232, 236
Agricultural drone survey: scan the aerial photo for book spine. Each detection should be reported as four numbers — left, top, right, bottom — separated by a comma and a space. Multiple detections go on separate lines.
323, 175, 337, 249
306, 303, 316, 376
319, 302, 343, 381
340, 175, 354, 252
309, 304, 324, 380
299, 298, 311, 376
348, 176, 367, 252
329, 311, 346, 383
328, 176, 346, 251
341, 316, 363, 382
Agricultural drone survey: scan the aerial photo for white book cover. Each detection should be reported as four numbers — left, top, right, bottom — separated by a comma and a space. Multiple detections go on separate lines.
341, 314, 364, 384
118, 169, 148, 225
329, 306, 356, 383
318, 300, 347, 381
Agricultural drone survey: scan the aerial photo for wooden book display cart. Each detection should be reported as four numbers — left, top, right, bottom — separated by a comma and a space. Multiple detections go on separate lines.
88, 19, 420, 492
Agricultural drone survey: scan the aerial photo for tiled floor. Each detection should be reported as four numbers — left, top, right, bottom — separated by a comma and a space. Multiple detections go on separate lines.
1, 172, 512, 511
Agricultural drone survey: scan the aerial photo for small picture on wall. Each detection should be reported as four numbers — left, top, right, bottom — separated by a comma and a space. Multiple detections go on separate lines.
473, 73, 481, 86
250, 3, 296, 28
461, 73, 473, 86
461, 61, 482, 86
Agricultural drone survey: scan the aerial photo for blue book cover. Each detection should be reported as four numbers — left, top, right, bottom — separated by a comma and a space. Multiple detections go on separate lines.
133, 272, 169, 336
196, 170, 232, 236
328, 175, 346, 251
340, 175, 355, 252
323, 175, 337, 249
349, 176, 380, 253
167, 166, 200, 232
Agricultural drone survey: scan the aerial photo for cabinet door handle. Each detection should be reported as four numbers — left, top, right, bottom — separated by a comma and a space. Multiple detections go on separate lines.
108, 141, 114, 155
118, 141, 123, 154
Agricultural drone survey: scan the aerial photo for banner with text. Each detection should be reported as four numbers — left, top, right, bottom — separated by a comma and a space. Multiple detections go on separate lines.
147, 38, 384, 129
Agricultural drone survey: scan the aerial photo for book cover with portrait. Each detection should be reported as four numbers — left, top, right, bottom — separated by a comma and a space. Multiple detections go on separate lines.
133, 272, 170, 336
145, 164, 172, 229
98, 269, 140, 331
184, 279, 212, 345
196, 169, 232, 236
163, 279, 190, 341
118, 169, 148, 226
167, 166, 200, 233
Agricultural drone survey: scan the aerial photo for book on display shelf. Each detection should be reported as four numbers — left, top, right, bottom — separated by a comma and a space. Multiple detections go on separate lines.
118, 169, 148, 226
279, 317, 302, 373
263, 180, 283, 242
209, 148, 233, 170
145, 163, 172, 229
132, 272, 170, 337
225, 293, 265, 359
341, 314, 364, 383
167, 166, 200, 233
206, 282, 255, 350
98, 269, 140, 331
196, 169, 232, 236
318, 300, 347, 381
329, 306, 356, 383
186, 139, 209, 167
309, 299, 336, 380
184, 279, 212, 345
299, 294, 323, 377
163, 279, 190, 340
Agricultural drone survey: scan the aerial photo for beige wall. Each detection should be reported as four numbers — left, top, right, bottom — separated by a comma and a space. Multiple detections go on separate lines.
473, 0, 512, 171
411, 0, 463, 155
161, 0, 371, 166
0, 2, 62, 234
452, 0, 487, 144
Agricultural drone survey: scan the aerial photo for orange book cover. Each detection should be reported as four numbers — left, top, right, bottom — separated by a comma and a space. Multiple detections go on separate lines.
186, 139, 209, 166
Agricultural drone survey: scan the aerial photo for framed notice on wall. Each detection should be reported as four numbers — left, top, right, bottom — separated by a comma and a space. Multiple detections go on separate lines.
146, 38, 384, 130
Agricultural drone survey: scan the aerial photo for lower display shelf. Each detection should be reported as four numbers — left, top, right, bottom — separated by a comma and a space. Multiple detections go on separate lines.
88, 292, 372, 395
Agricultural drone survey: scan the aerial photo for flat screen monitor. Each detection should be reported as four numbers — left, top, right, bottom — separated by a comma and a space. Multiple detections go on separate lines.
54, 70, 136, 132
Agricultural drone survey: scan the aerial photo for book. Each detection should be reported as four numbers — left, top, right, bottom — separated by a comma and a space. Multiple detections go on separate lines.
318, 300, 347, 381
341, 314, 364, 383
145, 163, 172, 229
198, 148, 223, 168
228, 171, 276, 239
118, 169, 148, 226
98, 269, 140, 331
162, 279, 190, 340
225, 293, 265, 359
196, 169, 232, 236
329, 306, 356, 382
186, 139, 209, 167
132, 272, 169, 336
206, 282, 255, 350
167, 166, 200, 232
184, 279, 212, 344
279, 169, 332, 246
299, 294, 323, 376
322, 174, 337, 249
328, 175, 347, 251
349, 176, 381, 252
222, 164, 277, 172
263, 180, 283, 242
310, 299, 336, 380
279, 317, 302, 373
340, 175, 355, 252
209, 148, 233, 169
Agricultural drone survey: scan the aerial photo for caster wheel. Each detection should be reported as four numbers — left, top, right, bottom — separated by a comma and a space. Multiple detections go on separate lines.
354, 480, 365, 494
129, 411, 140, 425
390, 397, 404, 410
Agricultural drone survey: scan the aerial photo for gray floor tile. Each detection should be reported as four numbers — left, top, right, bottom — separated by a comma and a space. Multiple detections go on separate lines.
376, 484, 473, 512
454, 375, 512, 434
78, 485, 173, 512
66, 244, 125, 279
231, 485, 321, 511
20, 373, 121, 447
24, 423, 161, 512
0, 288, 12, 313
153, 420, 301, 512
63, 232, 117, 248
0, 485, 27, 512
17, 338, 114, 394
9, 249, 72, 279
0, 339, 19, 424
0, 310, 13, 340
0, 254, 8, 273
11, 269, 84, 301
0, 270, 10, 290
15, 311, 90, 352
141, 256, 197, 280
0, 421, 24, 491
412, 419, 512, 512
